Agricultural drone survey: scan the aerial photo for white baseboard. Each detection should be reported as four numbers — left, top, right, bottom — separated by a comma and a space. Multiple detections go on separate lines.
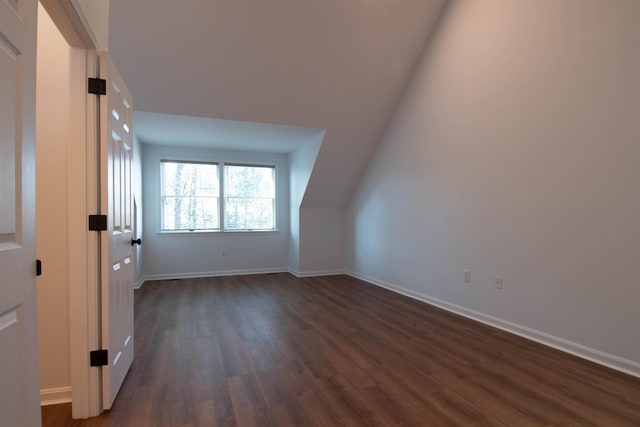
139, 268, 345, 285
347, 271, 640, 379
289, 268, 346, 278
289, 269, 346, 277
141, 267, 289, 283
40, 386, 72, 406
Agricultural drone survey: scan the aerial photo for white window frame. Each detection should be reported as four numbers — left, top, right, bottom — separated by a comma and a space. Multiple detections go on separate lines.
159, 159, 278, 234
223, 163, 277, 232
160, 160, 221, 232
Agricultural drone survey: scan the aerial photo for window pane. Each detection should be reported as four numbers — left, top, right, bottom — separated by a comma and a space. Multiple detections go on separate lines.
162, 162, 218, 197
225, 165, 274, 198
224, 165, 275, 230
162, 196, 219, 231
225, 198, 274, 230
161, 161, 219, 231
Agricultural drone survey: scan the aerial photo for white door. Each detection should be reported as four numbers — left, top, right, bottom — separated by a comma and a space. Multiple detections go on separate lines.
0, 0, 40, 426
99, 53, 135, 410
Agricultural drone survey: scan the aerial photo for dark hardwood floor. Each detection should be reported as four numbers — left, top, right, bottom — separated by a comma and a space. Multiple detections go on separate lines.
42, 273, 640, 426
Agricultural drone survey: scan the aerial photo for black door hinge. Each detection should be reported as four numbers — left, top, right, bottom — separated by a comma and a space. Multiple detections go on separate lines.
88, 77, 107, 95
36, 259, 42, 276
88, 214, 108, 231
90, 349, 109, 367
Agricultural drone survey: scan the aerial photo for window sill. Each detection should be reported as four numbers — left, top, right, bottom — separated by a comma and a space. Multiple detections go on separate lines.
156, 230, 280, 237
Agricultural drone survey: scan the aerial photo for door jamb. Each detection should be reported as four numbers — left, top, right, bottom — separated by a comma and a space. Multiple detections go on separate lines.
39, 0, 102, 418
69, 47, 101, 418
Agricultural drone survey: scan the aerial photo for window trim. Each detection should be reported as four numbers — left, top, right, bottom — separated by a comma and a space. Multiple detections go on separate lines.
223, 163, 276, 232
159, 159, 278, 234
160, 160, 221, 232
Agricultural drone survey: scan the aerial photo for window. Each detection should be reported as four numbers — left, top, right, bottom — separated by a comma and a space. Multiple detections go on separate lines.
160, 161, 276, 232
161, 161, 219, 231
224, 164, 275, 231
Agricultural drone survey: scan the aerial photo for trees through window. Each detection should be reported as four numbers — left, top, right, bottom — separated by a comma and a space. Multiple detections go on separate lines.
161, 161, 276, 232
224, 165, 275, 230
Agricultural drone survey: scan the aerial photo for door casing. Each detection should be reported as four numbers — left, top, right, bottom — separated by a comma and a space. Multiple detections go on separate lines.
40, 0, 104, 418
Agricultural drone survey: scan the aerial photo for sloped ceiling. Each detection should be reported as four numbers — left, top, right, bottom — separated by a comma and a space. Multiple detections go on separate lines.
109, 0, 447, 206
134, 111, 324, 153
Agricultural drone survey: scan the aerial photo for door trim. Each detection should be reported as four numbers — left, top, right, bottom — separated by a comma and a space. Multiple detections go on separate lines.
68, 47, 102, 418
40, 0, 102, 418
39, 0, 93, 48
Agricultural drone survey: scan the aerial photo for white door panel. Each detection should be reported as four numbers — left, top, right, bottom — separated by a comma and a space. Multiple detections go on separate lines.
0, 29, 17, 237
0, 310, 21, 423
0, 0, 40, 425
99, 53, 134, 410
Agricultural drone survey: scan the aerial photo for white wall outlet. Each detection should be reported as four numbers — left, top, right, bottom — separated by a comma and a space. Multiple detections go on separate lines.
464, 270, 471, 283
220, 248, 227, 256
495, 276, 503, 289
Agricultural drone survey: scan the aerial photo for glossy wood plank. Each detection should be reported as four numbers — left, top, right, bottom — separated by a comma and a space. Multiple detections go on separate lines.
43, 273, 640, 426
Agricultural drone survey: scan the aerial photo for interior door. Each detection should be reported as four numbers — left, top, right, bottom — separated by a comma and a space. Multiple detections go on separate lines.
0, 0, 40, 425
99, 52, 135, 410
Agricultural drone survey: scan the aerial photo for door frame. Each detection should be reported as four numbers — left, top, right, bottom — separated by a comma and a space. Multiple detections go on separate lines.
40, 0, 103, 418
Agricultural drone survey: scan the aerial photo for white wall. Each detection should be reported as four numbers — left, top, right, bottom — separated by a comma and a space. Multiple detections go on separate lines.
288, 131, 346, 276
36, 3, 72, 403
299, 207, 344, 275
347, 0, 640, 376
141, 144, 290, 279
73, 0, 109, 51
288, 132, 323, 274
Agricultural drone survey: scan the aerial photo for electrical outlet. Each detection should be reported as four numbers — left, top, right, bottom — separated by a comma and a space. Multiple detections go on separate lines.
495, 276, 503, 289
464, 270, 471, 283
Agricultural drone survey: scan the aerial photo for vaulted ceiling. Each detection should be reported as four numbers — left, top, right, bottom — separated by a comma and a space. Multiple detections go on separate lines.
109, 0, 447, 206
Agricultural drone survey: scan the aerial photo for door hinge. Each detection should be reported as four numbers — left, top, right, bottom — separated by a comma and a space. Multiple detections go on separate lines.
90, 349, 109, 367
88, 214, 108, 231
88, 77, 107, 95
36, 259, 42, 277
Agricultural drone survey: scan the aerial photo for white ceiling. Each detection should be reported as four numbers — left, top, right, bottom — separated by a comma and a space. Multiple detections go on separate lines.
109, 0, 447, 206
134, 111, 324, 153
